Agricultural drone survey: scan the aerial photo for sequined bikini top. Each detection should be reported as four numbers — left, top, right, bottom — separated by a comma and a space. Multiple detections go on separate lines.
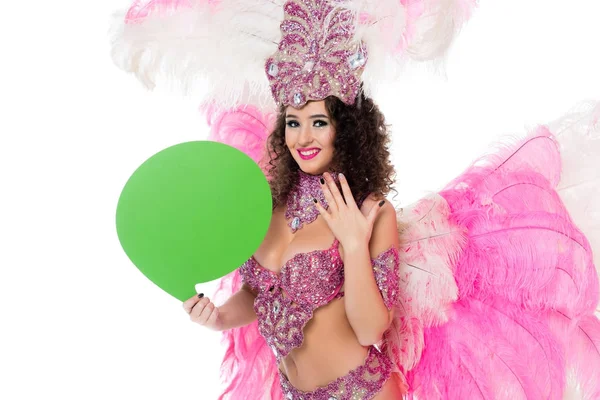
239, 239, 400, 361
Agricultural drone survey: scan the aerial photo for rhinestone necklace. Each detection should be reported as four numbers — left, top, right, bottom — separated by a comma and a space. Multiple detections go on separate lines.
285, 170, 338, 233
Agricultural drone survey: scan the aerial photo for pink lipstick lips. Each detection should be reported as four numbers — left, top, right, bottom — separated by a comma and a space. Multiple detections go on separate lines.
297, 147, 321, 160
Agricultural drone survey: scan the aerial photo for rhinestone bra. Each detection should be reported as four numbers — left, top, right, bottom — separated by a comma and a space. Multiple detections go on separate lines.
239, 240, 400, 361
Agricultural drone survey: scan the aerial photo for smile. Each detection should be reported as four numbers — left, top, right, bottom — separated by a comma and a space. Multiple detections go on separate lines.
298, 148, 321, 160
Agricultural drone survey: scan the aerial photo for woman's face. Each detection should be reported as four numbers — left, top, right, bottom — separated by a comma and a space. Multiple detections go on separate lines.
285, 100, 336, 175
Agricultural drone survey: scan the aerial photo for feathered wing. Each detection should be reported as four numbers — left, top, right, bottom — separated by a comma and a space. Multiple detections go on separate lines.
110, 0, 478, 112
385, 101, 600, 399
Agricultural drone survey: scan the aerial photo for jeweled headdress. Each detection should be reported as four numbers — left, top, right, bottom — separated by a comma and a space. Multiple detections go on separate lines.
265, 0, 367, 108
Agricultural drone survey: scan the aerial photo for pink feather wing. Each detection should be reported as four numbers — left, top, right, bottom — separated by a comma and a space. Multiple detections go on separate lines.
390, 103, 600, 399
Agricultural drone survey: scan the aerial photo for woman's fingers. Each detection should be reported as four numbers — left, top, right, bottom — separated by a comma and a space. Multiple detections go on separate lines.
183, 294, 220, 329
313, 198, 332, 223
182, 294, 202, 314
367, 199, 386, 226
338, 173, 357, 210
319, 175, 338, 214
323, 173, 346, 210
190, 296, 210, 320
196, 301, 215, 325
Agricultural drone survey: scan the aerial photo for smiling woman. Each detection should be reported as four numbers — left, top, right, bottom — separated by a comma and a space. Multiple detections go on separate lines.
185, 89, 406, 400
109, 0, 600, 399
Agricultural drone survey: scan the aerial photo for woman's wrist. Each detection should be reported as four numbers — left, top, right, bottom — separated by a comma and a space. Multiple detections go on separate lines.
341, 239, 370, 259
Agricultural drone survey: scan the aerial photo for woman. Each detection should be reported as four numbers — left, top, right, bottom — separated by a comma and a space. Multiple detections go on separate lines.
112, 0, 600, 398
183, 95, 407, 399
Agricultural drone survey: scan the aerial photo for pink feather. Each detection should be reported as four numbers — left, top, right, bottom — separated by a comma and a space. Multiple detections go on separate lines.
439, 127, 598, 317
203, 104, 275, 170
455, 211, 596, 315
408, 298, 566, 400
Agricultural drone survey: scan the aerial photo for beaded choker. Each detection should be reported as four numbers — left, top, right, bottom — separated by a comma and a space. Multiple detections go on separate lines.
285, 171, 338, 233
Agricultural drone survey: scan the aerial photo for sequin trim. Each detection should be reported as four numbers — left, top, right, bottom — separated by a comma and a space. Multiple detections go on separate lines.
371, 247, 400, 310
279, 345, 393, 400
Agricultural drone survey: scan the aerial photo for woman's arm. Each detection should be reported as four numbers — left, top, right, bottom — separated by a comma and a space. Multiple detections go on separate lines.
343, 200, 399, 346
217, 283, 258, 331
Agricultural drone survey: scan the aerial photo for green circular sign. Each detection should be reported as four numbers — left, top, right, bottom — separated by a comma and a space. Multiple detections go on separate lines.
116, 141, 272, 301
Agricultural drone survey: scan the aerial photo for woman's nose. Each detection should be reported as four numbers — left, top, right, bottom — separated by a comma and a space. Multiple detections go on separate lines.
298, 125, 312, 145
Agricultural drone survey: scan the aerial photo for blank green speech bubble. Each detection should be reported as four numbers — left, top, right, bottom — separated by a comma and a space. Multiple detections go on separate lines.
116, 141, 272, 301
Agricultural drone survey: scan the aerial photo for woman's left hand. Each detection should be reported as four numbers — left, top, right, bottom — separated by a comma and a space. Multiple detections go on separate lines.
314, 172, 385, 250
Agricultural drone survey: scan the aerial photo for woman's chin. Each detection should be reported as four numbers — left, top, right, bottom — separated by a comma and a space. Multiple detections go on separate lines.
293, 154, 332, 175
298, 163, 327, 176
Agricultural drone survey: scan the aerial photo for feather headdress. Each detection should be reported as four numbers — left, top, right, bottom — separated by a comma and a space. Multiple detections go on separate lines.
110, 0, 478, 111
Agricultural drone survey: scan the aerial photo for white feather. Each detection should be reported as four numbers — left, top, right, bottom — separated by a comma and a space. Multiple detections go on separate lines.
549, 101, 600, 288
404, 0, 475, 61
110, 0, 283, 112
395, 193, 465, 324
344, 0, 477, 98
381, 193, 466, 372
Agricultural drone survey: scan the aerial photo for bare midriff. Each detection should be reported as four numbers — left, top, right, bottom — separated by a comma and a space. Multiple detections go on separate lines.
277, 298, 404, 399
279, 296, 365, 389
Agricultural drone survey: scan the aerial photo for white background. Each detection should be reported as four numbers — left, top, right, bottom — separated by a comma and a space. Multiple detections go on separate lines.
1, 0, 599, 399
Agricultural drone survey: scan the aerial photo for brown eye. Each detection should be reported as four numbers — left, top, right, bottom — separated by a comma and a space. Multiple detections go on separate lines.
314, 120, 328, 127
286, 121, 299, 128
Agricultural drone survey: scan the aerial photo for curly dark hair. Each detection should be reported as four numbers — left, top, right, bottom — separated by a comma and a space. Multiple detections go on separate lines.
266, 93, 396, 209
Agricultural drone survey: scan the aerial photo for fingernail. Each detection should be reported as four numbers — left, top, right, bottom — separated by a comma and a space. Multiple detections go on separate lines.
339, 173, 344, 179
320, 178, 325, 185
379, 200, 385, 207
198, 293, 204, 298
313, 198, 318, 203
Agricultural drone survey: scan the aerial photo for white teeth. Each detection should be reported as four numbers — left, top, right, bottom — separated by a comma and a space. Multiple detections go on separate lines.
300, 149, 319, 156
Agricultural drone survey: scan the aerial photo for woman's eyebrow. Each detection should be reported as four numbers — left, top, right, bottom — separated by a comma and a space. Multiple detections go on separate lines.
285, 114, 329, 119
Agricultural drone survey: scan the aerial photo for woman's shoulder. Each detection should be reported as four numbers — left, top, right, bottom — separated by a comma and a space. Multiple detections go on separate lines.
364, 196, 400, 256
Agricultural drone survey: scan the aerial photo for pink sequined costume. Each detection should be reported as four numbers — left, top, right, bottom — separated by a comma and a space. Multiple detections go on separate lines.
235, 171, 401, 399
110, 0, 600, 399
240, 237, 397, 399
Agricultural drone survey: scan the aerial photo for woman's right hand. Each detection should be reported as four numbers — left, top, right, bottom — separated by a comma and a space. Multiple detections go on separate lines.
182, 294, 223, 331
